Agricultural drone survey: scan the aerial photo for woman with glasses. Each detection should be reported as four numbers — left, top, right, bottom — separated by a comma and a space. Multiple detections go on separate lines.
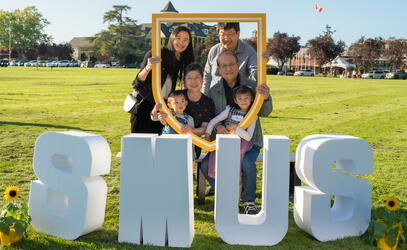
130, 26, 194, 134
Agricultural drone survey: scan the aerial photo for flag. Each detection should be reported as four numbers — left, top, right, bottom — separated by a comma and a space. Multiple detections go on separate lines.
315, 4, 323, 13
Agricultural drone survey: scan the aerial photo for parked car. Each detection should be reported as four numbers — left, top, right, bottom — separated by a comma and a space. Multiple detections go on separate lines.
266, 67, 279, 75
0, 59, 9, 67
81, 61, 95, 68
10, 60, 19, 66
18, 60, 27, 66
95, 62, 111, 68
57, 60, 70, 67
294, 69, 314, 76
277, 69, 295, 76
386, 70, 407, 79
361, 70, 387, 79
124, 62, 139, 68
24, 60, 37, 67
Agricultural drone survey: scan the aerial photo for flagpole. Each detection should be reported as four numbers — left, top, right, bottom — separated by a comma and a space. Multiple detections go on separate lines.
314, 2, 317, 74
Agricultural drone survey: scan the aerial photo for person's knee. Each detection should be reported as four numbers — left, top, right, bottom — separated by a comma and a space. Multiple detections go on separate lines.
242, 157, 256, 174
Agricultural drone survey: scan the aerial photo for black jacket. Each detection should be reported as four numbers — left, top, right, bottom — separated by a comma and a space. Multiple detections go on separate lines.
132, 47, 182, 103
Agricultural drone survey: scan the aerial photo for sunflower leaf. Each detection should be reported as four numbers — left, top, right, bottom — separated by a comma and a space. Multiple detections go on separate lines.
383, 210, 395, 227
374, 221, 386, 240
14, 221, 25, 236
0, 221, 10, 235
387, 226, 399, 248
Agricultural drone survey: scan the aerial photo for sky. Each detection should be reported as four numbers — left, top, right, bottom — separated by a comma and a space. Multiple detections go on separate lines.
2, 0, 407, 47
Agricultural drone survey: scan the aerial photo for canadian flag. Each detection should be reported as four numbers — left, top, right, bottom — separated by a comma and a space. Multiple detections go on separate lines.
315, 4, 323, 13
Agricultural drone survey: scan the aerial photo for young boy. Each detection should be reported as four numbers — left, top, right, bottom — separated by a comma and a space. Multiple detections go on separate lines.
151, 90, 194, 135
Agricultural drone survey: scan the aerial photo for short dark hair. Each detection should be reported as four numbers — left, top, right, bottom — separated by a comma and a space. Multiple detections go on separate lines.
233, 85, 255, 109
217, 22, 240, 33
233, 85, 255, 100
216, 50, 239, 66
168, 90, 187, 101
183, 62, 203, 80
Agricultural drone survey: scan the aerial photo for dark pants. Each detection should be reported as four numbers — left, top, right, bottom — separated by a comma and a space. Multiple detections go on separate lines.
130, 100, 163, 134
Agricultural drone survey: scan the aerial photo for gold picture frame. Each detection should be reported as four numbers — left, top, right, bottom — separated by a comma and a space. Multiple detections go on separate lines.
151, 13, 267, 152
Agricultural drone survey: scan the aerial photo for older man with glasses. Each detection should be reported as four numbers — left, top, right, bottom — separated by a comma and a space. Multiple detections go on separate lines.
202, 22, 258, 95
201, 50, 272, 215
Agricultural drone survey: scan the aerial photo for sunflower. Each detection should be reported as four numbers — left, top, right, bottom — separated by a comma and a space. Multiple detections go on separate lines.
3, 186, 20, 201
385, 197, 400, 211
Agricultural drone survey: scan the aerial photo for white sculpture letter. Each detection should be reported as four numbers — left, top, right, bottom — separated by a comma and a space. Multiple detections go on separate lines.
294, 134, 373, 241
118, 134, 194, 248
29, 131, 111, 240
215, 135, 290, 246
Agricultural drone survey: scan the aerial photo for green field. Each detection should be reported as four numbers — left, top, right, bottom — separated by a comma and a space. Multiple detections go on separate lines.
1, 67, 406, 249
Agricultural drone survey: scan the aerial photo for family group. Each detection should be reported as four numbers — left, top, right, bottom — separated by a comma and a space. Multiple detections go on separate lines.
129, 22, 272, 215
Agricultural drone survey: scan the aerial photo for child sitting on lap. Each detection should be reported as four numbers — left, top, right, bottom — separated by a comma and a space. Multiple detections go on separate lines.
204, 86, 257, 192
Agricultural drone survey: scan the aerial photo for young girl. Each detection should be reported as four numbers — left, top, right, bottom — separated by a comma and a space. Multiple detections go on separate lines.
204, 85, 257, 180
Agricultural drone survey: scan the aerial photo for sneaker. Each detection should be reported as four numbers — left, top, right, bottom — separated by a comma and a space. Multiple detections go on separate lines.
244, 202, 258, 215
205, 187, 215, 196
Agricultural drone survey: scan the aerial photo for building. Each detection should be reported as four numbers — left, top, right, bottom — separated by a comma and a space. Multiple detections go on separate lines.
289, 47, 321, 73
69, 37, 92, 61
141, 1, 213, 46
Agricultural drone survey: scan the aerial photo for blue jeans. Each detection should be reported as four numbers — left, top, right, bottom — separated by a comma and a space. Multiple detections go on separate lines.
200, 144, 260, 202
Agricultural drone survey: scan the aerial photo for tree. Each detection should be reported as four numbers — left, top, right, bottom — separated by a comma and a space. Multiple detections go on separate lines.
83, 5, 148, 65
0, 6, 51, 58
265, 32, 300, 71
200, 26, 218, 65
242, 37, 257, 51
306, 35, 345, 67
384, 38, 407, 70
321, 24, 336, 37
348, 37, 385, 71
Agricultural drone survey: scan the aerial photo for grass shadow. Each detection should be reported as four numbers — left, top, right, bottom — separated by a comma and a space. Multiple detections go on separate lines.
0, 121, 103, 132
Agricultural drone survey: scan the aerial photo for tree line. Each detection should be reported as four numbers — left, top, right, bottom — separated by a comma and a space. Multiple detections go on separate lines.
1, 5, 406, 71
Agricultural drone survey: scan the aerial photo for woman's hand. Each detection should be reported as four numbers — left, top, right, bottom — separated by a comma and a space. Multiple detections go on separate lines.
137, 57, 162, 82
157, 112, 168, 125
151, 103, 162, 115
146, 57, 162, 71
181, 125, 192, 134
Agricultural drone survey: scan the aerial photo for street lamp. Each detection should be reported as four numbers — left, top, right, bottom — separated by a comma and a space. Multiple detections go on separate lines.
8, 20, 12, 60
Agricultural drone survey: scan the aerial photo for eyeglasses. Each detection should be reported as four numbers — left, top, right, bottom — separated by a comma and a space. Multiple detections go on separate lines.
185, 76, 202, 82
219, 33, 236, 38
219, 62, 238, 69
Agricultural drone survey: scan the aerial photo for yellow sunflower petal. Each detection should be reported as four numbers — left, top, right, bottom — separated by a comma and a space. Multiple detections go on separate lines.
3, 186, 20, 201
385, 197, 399, 211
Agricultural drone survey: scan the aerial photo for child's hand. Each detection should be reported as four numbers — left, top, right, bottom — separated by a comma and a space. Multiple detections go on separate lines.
203, 133, 210, 141
226, 124, 238, 131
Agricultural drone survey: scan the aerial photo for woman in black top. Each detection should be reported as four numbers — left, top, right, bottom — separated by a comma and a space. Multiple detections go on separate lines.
130, 26, 194, 133
182, 63, 215, 157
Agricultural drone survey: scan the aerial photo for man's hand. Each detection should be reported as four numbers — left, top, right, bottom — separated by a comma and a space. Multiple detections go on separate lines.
256, 83, 270, 100
215, 125, 229, 134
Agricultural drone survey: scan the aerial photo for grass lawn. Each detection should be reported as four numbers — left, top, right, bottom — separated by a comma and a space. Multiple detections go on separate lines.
1, 67, 406, 249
